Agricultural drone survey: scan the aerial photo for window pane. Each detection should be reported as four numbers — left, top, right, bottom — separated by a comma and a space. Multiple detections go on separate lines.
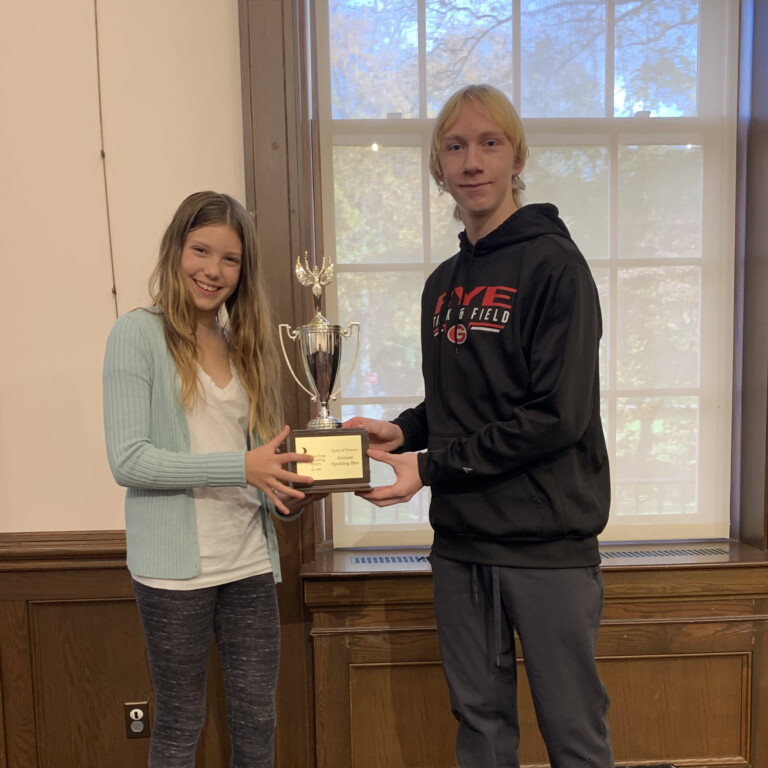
591, 267, 610, 391
337, 272, 424, 399
329, 0, 418, 118
426, 1, 514, 117
617, 267, 700, 389
618, 144, 702, 259
614, 0, 698, 117
333, 145, 423, 264
615, 396, 699, 515
340, 403, 430, 525
429, 183, 463, 263
521, 0, 605, 117
525, 146, 610, 259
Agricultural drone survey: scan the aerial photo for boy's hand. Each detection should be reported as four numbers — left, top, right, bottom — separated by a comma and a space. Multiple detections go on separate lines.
343, 417, 405, 453
355, 451, 422, 507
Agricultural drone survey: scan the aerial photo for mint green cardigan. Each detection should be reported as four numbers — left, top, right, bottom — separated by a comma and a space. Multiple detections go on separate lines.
102, 307, 283, 582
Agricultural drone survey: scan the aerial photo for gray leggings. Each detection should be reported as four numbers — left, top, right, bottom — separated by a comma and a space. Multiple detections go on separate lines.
132, 574, 280, 768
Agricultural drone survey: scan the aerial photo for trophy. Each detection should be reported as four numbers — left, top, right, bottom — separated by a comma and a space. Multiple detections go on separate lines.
278, 252, 371, 492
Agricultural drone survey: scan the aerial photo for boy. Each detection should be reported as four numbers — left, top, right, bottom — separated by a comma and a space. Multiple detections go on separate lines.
345, 84, 613, 767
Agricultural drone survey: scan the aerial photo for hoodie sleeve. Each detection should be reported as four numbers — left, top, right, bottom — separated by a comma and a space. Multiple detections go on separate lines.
102, 313, 248, 490
416, 257, 602, 486
392, 401, 429, 452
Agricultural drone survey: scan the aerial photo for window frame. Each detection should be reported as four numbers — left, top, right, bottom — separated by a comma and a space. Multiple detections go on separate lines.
291, 0, 757, 549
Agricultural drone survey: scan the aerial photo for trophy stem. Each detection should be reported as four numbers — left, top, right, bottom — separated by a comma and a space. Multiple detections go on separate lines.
307, 405, 342, 430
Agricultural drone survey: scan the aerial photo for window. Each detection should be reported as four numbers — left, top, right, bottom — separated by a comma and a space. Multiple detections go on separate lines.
310, 0, 739, 547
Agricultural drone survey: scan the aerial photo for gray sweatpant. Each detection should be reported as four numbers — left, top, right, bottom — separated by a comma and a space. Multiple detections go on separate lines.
430, 554, 613, 768
132, 574, 280, 768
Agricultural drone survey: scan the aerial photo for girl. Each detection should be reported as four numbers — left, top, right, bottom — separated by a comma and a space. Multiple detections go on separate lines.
103, 191, 314, 767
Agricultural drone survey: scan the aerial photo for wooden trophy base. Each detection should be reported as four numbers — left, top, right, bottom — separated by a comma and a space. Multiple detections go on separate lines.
286, 428, 371, 493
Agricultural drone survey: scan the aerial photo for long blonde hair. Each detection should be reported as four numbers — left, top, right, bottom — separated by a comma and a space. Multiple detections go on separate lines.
149, 191, 283, 440
429, 84, 528, 218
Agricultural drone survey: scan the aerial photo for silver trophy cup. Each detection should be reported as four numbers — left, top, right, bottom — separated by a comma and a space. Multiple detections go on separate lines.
280, 312, 359, 429
279, 252, 360, 430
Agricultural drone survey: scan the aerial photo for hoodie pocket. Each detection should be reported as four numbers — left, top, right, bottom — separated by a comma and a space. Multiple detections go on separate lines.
431, 465, 568, 541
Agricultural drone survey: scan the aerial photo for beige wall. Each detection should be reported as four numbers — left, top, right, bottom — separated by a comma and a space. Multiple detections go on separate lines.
0, 0, 246, 532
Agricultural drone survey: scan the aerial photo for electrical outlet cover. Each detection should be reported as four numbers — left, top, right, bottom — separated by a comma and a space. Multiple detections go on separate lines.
123, 701, 151, 739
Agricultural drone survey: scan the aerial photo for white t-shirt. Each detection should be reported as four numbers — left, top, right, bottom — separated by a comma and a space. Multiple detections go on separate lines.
133, 364, 271, 590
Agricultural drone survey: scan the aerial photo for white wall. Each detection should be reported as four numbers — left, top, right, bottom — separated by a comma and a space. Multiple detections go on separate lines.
0, 0, 246, 532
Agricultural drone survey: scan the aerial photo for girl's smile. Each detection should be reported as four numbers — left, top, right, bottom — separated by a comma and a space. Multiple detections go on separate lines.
193, 279, 222, 293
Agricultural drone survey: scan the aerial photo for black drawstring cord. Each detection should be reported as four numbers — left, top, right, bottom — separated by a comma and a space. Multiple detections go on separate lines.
434, 250, 465, 389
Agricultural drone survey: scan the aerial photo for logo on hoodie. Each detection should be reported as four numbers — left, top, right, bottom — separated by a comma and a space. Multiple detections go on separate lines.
433, 284, 516, 341
446, 324, 467, 344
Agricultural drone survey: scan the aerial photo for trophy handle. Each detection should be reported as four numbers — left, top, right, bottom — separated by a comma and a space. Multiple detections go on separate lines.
329, 322, 361, 401
278, 323, 318, 401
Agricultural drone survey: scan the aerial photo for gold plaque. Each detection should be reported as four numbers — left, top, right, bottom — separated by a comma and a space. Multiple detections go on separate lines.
286, 428, 371, 493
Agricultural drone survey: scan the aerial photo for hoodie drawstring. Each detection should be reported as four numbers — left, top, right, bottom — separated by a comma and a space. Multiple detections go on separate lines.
471, 563, 503, 667
434, 253, 465, 390
492, 565, 502, 667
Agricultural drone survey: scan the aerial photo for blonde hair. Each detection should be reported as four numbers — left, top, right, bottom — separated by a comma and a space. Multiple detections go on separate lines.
149, 191, 283, 440
429, 84, 528, 217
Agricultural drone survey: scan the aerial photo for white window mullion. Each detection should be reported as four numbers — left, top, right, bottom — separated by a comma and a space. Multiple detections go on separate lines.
417, 0, 427, 119
513, 0, 522, 108
606, 0, 615, 118
607, 123, 620, 511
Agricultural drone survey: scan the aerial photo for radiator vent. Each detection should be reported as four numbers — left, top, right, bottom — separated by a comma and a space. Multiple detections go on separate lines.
345, 547, 730, 569
350, 555, 429, 565
600, 546, 729, 559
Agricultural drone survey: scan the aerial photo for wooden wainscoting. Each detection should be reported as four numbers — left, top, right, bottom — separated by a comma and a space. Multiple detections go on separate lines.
3, 535, 768, 768
0, 532, 232, 768
303, 542, 768, 768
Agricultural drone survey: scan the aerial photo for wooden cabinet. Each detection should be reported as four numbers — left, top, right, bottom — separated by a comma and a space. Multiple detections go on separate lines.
303, 543, 768, 768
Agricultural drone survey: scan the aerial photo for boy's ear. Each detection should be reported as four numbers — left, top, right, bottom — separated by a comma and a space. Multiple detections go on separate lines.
514, 152, 528, 176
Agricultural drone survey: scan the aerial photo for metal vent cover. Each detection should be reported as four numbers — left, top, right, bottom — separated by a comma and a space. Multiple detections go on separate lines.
350, 555, 429, 565
346, 547, 730, 568
600, 547, 729, 559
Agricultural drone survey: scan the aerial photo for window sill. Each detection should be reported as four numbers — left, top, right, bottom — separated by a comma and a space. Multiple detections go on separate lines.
301, 539, 768, 579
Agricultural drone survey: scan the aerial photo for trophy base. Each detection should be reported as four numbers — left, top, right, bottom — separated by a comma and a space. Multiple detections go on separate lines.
286, 428, 371, 493
300, 482, 372, 494
306, 415, 342, 429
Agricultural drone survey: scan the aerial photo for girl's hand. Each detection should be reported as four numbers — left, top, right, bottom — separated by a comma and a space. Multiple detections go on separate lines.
245, 425, 315, 515
273, 490, 329, 516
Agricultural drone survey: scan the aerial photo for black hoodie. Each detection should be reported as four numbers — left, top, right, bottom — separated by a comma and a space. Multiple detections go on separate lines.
393, 203, 610, 569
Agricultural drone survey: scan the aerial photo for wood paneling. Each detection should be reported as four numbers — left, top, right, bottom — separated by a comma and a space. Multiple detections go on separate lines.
3, 534, 768, 767
29, 600, 151, 768
344, 652, 752, 768
350, 662, 456, 768
0, 533, 232, 768
304, 543, 768, 768
601, 654, 749, 760
0, 600, 37, 767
